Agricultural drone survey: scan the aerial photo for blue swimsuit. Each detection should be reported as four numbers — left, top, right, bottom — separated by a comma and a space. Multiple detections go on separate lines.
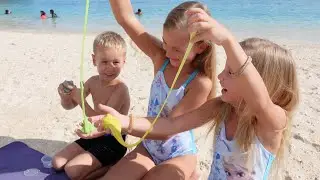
208, 122, 275, 180
142, 59, 198, 164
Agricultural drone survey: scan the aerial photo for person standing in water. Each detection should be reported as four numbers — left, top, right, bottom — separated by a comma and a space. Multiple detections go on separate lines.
40, 11, 47, 19
5, 9, 11, 14
50, 9, 58, 18
135, 8, 142, 15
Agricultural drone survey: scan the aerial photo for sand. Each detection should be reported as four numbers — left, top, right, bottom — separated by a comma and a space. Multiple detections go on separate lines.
0, 30, 319, 179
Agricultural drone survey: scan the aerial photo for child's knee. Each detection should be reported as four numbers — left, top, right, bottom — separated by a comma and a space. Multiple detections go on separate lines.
52, 155, 67, 170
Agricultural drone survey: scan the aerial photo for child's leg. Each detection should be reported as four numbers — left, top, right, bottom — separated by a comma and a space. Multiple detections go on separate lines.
85, 166, 111, 180
52, 142, 85, 170
65, 135, 128, 180
98, 144, 155, 180
64, 151, 102, 180
142, 154, 197, 180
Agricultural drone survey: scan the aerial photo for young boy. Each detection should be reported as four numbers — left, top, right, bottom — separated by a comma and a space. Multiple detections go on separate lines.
52, 31, 130, 180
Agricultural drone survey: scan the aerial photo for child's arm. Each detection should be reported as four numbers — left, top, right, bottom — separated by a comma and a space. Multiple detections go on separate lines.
117, 77, 214, 139
86, 98, 222, 140
188, 8, 287, 131
109, 0, 166, 69
71, 77, 97, 117
58, 83, 77, 110
118, 85, 130, 116
223, 39, 287, 128
59, 96, 76, 110
151, 77, 213, 139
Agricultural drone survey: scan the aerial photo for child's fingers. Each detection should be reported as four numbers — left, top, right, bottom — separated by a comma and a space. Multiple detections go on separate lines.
88, 115, 104, 124
191, 31, 210, 44
188, 10, 212, 25
75, 129, 89, 139
87, 131, 106, 139
187, 12, 207, 25
188, 21, 212, 34
97, 126, 105, 132
185, 8, 206, 17
58, 84, 64, 93
97, 104, 115, 114
94, 120, 102, 129
75, 129, 106, 139
88, 116, 105, 130
186, 8, 217, 23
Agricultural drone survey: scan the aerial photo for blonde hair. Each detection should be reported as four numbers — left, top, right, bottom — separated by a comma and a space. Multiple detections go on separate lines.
93, 31, 127, 53
210, 38, 299, 179
163, 1, 217, 97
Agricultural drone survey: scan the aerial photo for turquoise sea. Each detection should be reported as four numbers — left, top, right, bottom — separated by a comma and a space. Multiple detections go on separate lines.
0, 0, 320, 42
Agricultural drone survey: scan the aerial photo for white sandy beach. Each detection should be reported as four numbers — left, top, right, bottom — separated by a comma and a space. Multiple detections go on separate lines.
0, 30, 319, 179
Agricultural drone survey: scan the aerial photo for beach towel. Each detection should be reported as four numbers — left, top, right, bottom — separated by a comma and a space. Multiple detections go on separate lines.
0, 141, 69, 180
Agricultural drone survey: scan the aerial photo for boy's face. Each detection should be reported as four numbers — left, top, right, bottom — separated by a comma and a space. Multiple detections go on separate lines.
92, 47, 126, 82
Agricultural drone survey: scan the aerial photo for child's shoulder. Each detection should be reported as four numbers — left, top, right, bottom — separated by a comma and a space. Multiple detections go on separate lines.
185, 73, 212, 97
116, 80, 129, 90
86, 75, 99, 84
112, 79, 129, 94
189, 73, 212, 90
111, 80, 130, 102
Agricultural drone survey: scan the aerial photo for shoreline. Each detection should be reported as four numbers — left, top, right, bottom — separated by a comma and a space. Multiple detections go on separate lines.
1, 19, 320, 45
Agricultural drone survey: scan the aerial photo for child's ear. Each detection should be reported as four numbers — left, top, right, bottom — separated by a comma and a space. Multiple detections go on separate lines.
92, 54, 97, 66
196, 42, 209, 54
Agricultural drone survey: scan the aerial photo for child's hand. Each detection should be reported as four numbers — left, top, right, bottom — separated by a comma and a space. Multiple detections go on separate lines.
75, 125, 108, 139
70, 87, 81, 103
57, 83, 72, 100
91, 104, 128, 128
58, 80, 76, 98
186, 8, 233, 46
75, 104, 127, 138
90, 104, 128, 130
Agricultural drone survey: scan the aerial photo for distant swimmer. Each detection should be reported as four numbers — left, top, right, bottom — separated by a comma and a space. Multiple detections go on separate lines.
50, 9, 58, 18
40, 10, 47, 19
5, 9, 12, 14
135, 9, 142, 16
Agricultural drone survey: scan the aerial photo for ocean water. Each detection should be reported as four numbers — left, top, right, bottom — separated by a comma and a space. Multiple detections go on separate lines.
0, 0, 319, 41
